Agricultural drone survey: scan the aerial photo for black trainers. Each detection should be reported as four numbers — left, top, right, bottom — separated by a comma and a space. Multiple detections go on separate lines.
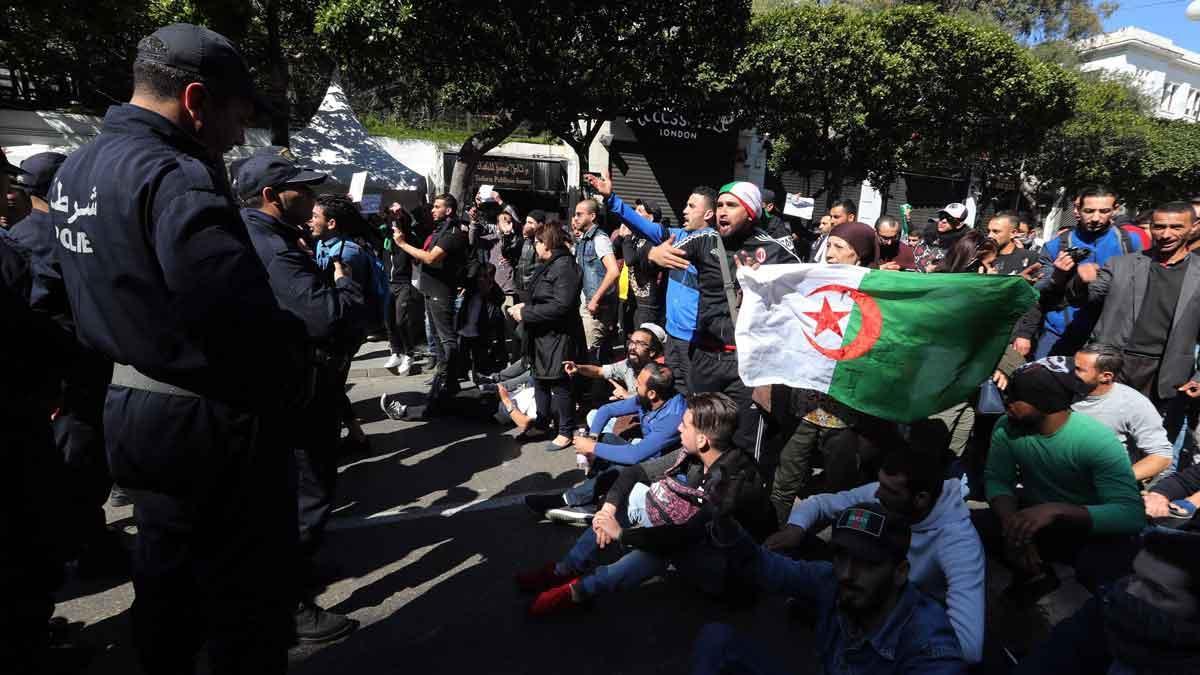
294, 603, 358, 644
524, 493, 566, 516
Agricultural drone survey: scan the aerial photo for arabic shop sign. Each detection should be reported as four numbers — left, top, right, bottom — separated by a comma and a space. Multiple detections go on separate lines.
445, 153, 536, 189
627, 111, 737, 142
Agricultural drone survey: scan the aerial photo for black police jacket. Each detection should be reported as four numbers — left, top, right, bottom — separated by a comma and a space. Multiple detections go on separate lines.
241, 207, 366, 354
50, 103, 307, 408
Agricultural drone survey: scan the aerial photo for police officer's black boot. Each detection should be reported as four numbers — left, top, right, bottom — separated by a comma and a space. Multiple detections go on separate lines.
294, 601, 357, 644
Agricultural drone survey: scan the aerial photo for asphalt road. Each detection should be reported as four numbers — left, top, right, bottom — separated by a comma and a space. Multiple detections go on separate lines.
53, 341, 818, 674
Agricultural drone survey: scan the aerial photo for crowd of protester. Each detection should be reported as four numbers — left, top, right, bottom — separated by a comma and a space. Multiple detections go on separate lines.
3, 21, 1200, 675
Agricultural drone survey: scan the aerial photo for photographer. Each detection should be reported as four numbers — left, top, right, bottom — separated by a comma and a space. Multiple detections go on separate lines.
382, 202, 417, 375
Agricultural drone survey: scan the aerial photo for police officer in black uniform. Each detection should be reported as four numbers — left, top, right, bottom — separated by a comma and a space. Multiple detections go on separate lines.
0, 151, 79, 670
234, 151, 362, 642
50, 24, 309, 673
10, 150, 127, 580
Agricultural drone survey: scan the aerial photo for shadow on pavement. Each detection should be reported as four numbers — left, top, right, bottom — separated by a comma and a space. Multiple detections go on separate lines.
291, 505, 817, 674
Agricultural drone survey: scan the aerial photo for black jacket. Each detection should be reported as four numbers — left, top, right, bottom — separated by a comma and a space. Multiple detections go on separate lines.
50, 103, 307, 409
504, 231, 538, 302
617, 448, 776, 554
635, 226, 800, 348
521, 249, 583, 380
456, 283, 506, 340
242, 208, 366, 354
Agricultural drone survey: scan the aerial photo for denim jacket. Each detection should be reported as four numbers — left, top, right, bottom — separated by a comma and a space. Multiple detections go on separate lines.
575, 224, 615, 305
732, 533, 965, 674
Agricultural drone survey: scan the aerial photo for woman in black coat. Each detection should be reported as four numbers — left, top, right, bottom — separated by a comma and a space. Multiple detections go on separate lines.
509, 223, 584, 450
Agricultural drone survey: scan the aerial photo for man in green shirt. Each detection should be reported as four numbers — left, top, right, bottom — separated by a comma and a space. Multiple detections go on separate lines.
975, 356, 1145, 604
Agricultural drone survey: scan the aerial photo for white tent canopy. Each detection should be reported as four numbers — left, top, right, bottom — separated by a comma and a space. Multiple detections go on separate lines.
288, 81, 426, 193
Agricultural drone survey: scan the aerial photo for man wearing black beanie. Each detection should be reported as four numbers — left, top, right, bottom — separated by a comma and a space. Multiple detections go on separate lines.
973, 357, 1145, 605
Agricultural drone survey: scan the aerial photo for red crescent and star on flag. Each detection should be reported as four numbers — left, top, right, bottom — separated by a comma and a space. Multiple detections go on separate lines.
799, 284, 883, 361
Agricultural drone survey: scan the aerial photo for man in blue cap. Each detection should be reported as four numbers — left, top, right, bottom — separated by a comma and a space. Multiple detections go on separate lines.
235, 150, 361, 643
51, 23, 310, 673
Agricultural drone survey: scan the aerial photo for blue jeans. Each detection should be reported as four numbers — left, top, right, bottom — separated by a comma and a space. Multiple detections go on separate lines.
690, 623, 788, 675
559, 486, 666, 598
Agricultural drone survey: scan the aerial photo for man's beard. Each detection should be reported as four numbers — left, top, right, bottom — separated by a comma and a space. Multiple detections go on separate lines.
637, 394, 653, 411
1009, 411, 1045, 432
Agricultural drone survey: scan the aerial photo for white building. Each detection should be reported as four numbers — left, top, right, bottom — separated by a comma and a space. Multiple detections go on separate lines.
1077, 26, 1200, 122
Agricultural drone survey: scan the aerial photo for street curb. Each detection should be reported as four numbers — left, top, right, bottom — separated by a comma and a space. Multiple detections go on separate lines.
347, 367, 402, 380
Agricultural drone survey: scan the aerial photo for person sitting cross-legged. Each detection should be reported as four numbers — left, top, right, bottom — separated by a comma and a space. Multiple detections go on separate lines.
972, 356, 1145, 605
690, 503, 966, 674
516, 393, 774, 615
766, 447, 986, 664
524, 362, 686, 523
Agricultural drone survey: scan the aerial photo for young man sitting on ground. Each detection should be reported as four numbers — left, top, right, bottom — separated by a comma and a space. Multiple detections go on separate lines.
524, 362, 686, 523
516, 393, 773, 615
767, 447, 985, 664
691, 503, 965, 674
974, 357, 1145, 603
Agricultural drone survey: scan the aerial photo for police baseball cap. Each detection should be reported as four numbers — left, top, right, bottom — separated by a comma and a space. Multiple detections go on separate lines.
15, 152, 67, 199
136, 23, 258, 102
830, 502, 911, 564
234, 153, 328, 202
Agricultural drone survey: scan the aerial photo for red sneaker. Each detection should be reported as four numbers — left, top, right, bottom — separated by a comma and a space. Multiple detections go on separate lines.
515, 562, 575, 593
528, 579, 583, 617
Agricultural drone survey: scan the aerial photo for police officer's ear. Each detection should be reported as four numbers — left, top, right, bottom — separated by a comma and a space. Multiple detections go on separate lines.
180, 82, 212, 126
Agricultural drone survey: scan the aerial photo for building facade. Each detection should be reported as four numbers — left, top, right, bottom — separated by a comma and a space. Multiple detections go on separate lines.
1078, 27, 1200, 122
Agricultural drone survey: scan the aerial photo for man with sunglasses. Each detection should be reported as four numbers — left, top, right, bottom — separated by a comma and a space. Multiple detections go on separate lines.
922, 202, 971, 272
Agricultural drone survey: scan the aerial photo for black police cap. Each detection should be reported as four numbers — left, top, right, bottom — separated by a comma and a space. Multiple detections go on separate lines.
136, 23, 257, 101
234, 152, 328, 202
15, 152, 68, 199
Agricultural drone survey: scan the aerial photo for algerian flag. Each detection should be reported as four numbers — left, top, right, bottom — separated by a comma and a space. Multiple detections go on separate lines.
736, 264, 1037, 422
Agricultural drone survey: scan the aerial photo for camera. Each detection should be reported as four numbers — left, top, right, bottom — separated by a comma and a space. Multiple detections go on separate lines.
1063, 246, 1090, 263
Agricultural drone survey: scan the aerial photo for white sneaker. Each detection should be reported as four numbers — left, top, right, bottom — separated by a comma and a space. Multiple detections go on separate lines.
396, 354, 413, 376
383, 354, 402, 369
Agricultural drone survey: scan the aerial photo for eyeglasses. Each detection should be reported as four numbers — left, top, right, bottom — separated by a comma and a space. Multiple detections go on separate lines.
627, 338, 651, 349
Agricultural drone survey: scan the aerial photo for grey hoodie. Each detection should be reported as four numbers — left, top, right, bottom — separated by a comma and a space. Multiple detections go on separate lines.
787, 478, 985, 664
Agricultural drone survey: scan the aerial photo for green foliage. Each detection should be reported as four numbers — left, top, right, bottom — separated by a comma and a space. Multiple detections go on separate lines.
888, 0, 1116, 42
1145, 120, 1200, 203
739, 4, 1075, 193
1, 0, 159, 108
317, 0, 751, 194
2, 0, 327, 132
